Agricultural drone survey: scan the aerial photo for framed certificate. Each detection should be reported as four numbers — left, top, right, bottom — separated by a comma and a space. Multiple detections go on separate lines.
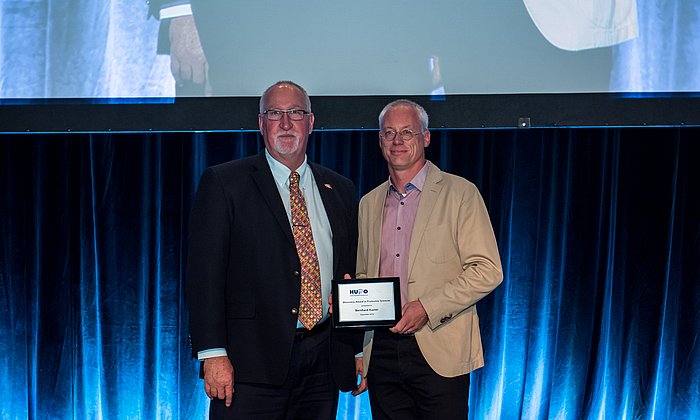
331, 277, 401, 329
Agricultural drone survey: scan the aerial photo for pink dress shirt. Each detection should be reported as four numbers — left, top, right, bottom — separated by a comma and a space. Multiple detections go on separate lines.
379, 162, 429, 306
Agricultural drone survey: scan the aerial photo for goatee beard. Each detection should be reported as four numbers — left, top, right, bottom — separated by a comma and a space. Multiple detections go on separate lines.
273, 135, 300, 155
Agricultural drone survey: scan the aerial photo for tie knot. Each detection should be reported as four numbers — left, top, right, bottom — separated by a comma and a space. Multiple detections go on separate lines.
290, 171, 300, 187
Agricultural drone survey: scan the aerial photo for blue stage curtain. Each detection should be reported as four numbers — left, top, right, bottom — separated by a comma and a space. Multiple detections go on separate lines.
1, 127, 698, 419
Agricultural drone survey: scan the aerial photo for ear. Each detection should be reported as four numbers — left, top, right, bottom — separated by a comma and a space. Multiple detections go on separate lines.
258, 113, 265, 135
423, 130, 431, 147
308, 112, 315, 134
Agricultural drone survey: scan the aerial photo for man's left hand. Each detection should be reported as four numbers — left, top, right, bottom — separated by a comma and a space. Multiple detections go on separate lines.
389, 300, 428, 334
328, 273, 353, 315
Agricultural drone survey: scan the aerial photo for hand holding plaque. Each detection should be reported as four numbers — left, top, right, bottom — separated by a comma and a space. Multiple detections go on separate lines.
331, 277, 401, 329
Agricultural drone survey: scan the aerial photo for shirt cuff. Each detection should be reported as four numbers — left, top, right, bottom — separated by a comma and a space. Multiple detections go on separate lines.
197, 348, 227, 360
160, 4, 193, 20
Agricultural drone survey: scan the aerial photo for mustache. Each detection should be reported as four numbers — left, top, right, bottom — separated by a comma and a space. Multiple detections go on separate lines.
274, 133, 300, 142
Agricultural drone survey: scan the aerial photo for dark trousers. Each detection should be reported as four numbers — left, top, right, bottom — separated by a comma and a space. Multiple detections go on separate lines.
210, 321, 337, 419
367, 329, 470, 420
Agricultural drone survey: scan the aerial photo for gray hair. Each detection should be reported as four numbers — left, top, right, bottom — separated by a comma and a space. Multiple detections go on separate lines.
378, 99, 429, 131
259, 81, 312, 114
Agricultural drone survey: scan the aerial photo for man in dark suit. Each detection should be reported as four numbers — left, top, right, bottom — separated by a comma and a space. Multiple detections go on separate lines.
186, 80, 362, 418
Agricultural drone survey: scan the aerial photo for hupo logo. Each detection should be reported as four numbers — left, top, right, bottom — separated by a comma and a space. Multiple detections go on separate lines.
349, 288, 369, 296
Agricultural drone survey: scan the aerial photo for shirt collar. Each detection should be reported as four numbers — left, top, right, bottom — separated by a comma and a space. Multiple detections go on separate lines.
387, 160, 430, 196
265, 149, 310, 188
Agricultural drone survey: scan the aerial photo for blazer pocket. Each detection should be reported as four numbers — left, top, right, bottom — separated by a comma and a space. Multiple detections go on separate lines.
423, 225, 459, 264
226, 303, 255, 319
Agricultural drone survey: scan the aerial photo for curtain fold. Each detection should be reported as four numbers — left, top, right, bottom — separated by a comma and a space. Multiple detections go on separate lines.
1, 128, 698, 419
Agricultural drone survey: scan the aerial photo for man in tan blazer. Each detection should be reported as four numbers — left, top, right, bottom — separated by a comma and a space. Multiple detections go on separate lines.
354, 99, 503, 419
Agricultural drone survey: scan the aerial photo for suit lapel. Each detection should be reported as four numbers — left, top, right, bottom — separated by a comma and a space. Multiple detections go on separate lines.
408, 163, 443, 276
250, 153, 295, 246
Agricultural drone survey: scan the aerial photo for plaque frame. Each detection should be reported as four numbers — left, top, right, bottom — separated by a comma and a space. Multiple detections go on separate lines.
331, 277, 401, 329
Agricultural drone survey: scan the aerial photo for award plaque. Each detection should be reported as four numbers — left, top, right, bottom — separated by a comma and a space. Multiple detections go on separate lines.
331, 277, 401, 329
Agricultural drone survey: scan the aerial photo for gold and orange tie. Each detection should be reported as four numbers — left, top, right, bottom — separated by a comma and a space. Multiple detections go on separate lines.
289, 171, 322, 329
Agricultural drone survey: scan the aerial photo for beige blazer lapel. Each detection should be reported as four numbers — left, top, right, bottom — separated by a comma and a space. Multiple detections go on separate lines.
366, 183, 387, 277
407, 163, 444, 283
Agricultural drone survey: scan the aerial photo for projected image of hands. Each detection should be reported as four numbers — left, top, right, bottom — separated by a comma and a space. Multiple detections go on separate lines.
0, 0, 697, 100
167, 14, 210, 96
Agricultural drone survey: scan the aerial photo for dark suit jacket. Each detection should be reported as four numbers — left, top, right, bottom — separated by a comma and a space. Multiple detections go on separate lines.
186, 152, 360, 391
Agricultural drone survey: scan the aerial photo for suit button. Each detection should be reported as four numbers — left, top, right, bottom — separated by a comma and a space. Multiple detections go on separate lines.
293, 271, 300, 277
291, 307, 299, 315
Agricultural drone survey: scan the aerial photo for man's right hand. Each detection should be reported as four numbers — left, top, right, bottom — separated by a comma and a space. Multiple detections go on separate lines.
203, 356, 234, 407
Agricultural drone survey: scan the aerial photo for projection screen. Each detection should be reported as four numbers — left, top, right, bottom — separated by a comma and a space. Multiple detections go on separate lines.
1, 0, 699, 131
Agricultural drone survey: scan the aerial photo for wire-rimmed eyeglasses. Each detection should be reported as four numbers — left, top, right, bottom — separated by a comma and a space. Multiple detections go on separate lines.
379, 129, 425, 142
262, 109, 310, 121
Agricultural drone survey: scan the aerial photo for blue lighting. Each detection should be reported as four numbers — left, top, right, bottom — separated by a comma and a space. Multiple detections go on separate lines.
1, 128, 699, 418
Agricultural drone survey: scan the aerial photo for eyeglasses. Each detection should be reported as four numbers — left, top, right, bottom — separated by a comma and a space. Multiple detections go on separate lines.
263, 109, 310, 121
379, 129, 424, 142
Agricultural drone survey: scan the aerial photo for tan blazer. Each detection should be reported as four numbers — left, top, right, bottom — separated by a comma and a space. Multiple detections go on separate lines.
357, 162, 503, 378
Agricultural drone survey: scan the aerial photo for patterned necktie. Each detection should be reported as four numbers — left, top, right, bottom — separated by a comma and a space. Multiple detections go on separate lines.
289, 171, 322, 329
